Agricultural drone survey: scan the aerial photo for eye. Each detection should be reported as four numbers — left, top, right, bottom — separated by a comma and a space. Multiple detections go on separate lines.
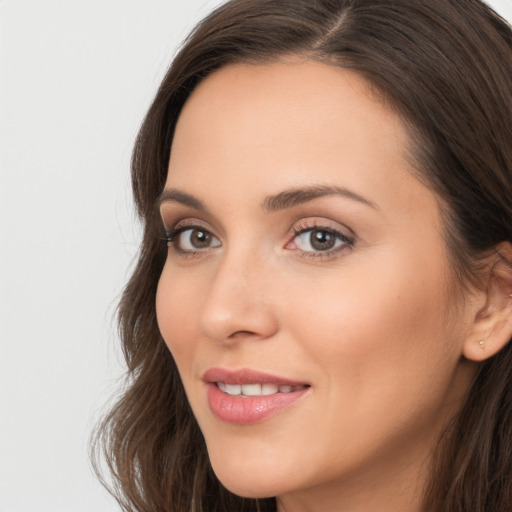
287, 225, 353, 255
168, 226, 221, 253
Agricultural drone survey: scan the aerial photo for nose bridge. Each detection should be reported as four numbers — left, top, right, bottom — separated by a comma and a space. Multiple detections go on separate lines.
199, 243, 278, 343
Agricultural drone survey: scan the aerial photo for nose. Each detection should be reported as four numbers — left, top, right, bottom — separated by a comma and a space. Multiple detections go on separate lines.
199, 252, 279, 344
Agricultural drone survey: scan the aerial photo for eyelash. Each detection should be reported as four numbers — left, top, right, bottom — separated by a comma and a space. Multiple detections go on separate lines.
164, 223, 220, 257
163, 220, 354, 260
288, 221, 354, 260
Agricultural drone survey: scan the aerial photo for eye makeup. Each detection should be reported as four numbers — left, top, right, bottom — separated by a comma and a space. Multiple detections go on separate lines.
166, 224, 221, 254
285, 219, 355, 260
161, 214, 356, 263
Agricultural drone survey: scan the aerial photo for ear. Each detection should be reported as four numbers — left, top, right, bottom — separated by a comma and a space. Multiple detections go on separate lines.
463, 242, 512, 362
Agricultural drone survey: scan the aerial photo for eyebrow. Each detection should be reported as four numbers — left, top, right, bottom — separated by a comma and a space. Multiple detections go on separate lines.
159, 189, 207, 211
158, 184, 377, 212
261, 185, 378, 211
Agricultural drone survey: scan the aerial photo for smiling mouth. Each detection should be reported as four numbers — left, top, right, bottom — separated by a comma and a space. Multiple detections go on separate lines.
216, 382, 309, 396
204, 368, 311, 424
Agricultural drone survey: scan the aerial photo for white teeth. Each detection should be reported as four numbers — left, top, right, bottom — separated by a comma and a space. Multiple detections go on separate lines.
241, 383, 261, 396
224, 384, 241, 396
261, 383, 279, 395
216, 382, 305, 396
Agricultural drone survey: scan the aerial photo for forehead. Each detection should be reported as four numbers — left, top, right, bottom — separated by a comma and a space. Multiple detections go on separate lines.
166, 60, 426, 218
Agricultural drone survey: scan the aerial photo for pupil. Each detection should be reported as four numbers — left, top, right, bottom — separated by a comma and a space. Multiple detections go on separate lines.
310, 229, 335, 251
191, 229, 211, 248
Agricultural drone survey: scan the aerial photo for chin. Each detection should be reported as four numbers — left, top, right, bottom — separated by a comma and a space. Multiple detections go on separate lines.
207, 448, 291, 499
213, 471, 282, 499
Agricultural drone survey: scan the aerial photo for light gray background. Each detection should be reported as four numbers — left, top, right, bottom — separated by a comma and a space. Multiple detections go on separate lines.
0, 1, 511, 511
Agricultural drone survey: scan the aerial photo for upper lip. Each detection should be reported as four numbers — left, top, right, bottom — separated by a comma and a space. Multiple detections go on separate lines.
203, 367, 310, 387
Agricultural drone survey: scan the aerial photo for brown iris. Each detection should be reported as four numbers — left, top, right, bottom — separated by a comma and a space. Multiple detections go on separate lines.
190, 229, 212, 248
309, 229, 336, 251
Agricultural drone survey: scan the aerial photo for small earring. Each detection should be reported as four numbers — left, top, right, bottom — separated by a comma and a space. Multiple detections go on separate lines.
479, 339, 485, 350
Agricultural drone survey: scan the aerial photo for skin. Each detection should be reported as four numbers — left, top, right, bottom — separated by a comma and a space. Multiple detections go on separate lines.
156, 61, 481, 512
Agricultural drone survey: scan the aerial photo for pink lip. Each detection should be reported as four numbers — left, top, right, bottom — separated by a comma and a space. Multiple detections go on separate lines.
203, 367, 308, 387
203, 367, 310, 425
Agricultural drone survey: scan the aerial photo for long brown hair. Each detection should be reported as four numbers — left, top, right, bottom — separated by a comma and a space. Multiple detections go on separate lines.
92, 1, 512, 510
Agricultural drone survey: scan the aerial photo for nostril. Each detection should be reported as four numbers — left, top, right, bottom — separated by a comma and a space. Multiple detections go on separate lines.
199, 278, 279, 343
229, 330, 257, 337
227, 330, 260, 341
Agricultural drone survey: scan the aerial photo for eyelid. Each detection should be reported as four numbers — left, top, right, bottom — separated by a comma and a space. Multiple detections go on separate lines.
161, 216, 213, 236
285, 218, 355, 258
161, 214, 354, 260
288, 218, 354, 240
164, 218, 222, 256
159, 196, 215, 227
172, 227, 221, 250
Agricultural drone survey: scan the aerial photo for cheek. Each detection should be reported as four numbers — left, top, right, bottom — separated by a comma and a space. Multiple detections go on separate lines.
284, 248, 459, 414
268, 251, 463, 477
155, 265, 200, 366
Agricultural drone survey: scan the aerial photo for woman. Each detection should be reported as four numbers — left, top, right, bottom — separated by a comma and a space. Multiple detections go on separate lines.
93, 0, 512, 510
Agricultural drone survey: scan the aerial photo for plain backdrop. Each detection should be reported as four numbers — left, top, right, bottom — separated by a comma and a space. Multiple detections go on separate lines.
0, 1, 511, 511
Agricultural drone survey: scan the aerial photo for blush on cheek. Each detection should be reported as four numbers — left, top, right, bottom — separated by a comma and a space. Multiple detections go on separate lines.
156, 275, 181, 348
156, 271, 202, 364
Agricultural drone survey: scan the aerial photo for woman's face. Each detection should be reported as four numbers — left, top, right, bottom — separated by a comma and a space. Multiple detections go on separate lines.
156, 61, 477, 507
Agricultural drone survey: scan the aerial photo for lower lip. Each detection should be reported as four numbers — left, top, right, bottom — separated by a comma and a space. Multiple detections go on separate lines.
207, 383, 309, 424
